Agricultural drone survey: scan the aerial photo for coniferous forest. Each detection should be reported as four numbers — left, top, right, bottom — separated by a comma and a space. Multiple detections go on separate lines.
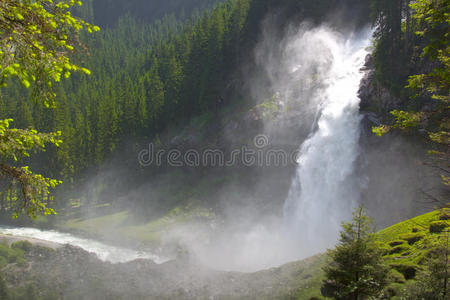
1, 0, 372, 212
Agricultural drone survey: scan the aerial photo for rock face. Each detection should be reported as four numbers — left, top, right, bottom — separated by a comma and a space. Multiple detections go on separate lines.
355, 54, 437, 230
358, 54, 399, 141
358, 54, 402, 120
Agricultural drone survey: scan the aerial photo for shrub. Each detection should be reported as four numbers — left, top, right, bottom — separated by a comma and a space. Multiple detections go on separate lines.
0, 244, 9, 259
387, 269, 406, 283
24, 283, 38, 300
390, 245, 410, 255
389, 240, 405, 247
0, 256, 7, 269
15, 256, 27, 267
0, 273, 9, 299
31, 245, 55, 258
382, 282, 404, 298
429, 221, 449, 233
7, 248, 24, 264
375, 241, 392, 255
438, 211, 450, 220
398, 232, 425, 245
11, 241, 32, 253
391, 263, 419, 280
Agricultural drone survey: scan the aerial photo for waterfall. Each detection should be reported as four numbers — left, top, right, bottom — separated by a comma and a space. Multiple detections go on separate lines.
175, 26, 373, 272
283, 26, 371, 256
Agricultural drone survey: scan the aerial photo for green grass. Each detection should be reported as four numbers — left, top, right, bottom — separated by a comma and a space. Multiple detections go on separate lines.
374, 208, 449, 297
376, 210, 445, 243
289, 255, 328, 300
376, 209, 449, 265
59, 211, 130, 236
58, 203, 215, 245
121, 204, 214, 243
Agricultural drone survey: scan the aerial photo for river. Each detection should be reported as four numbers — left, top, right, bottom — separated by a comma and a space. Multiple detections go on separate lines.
0, 226, 169, 264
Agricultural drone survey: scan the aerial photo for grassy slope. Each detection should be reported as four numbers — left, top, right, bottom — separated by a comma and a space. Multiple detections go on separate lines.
374, 208, 449, 297
57, 203, 215, 247
287, 208, 450, 299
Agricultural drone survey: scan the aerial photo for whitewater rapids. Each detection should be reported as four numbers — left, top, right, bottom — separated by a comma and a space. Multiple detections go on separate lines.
0, 226, 169, 264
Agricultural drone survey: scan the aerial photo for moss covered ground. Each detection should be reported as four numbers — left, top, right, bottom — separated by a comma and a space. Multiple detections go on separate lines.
374, 208, 449, 298
293, 208, 449, 299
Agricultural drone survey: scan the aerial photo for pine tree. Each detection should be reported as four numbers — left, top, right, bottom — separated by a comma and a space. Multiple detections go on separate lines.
370, 0, 413, 93
142, 60, 165, 131
321, 207, 388, 300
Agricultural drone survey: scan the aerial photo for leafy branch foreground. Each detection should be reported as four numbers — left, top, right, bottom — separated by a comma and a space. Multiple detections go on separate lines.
0, 0, 98, 217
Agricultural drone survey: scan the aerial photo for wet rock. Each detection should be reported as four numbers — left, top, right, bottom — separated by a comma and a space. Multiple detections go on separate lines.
360, 112, 381, 136
358, 54, 402, 117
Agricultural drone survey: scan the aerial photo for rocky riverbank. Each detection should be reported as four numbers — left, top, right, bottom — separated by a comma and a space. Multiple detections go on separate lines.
1, 239, 325, 300
0, 234, 62, 250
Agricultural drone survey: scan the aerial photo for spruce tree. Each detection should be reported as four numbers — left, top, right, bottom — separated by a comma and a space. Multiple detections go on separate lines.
321, 206, 388, 300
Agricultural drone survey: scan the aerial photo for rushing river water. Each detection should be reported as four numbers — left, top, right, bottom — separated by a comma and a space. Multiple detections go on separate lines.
0, 226, 169, 264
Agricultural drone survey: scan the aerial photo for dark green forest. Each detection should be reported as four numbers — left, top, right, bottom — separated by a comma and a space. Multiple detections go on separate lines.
0, 0, 373, 213
85, 0, 223, 27
0, 0, 447, 218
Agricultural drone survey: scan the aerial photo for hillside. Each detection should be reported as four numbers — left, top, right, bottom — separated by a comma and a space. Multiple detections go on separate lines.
375, 208, 449, 298
0, 209, 447, 299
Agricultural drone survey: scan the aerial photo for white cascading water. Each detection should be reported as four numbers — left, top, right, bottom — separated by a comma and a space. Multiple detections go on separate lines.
283, 27, 371, 256
0, 226, 169, 264
176, 26, 373, 272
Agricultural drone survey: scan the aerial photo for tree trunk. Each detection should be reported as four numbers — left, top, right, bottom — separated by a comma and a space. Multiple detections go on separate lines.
405, 0, 410, 55
443, 233, 448, 299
